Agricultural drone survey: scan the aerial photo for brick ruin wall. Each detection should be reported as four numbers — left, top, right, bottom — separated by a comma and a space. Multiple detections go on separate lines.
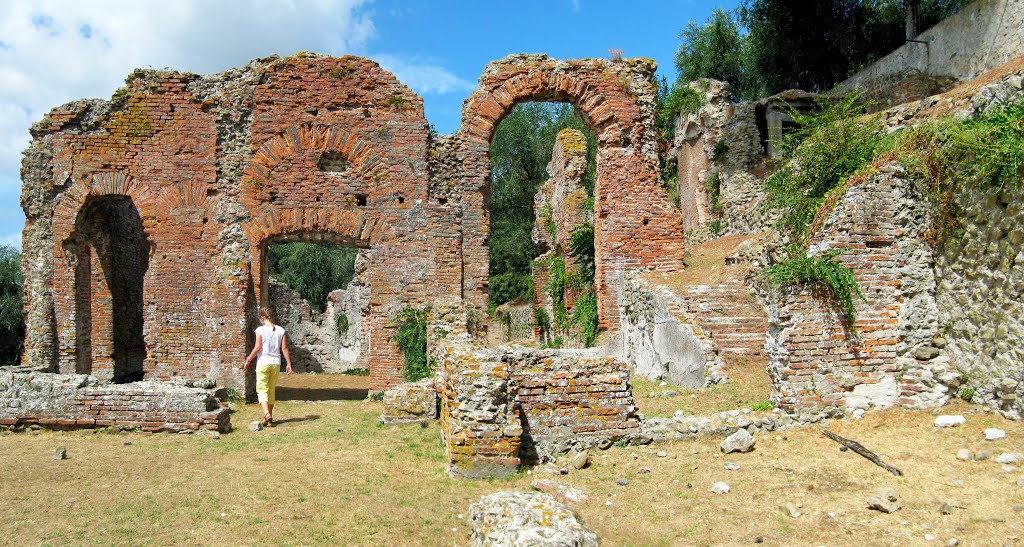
21, 55, 464, 399
428, 303, 638, 477
454, 55, 686, 332
765, 63, 1024, 419
17, 53, 683, 432
0, 368, 229, 432
672, 80, 780, 243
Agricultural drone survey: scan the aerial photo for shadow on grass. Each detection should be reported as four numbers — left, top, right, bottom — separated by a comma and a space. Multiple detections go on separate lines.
275, 387, 369, 401
272, 414, 321, 425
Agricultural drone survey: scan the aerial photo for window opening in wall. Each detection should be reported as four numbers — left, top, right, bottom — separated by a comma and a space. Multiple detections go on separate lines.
264, 241, 369, 400
486, 102, 599, 349
71, 195, 149, 383
317, 151, 349, 176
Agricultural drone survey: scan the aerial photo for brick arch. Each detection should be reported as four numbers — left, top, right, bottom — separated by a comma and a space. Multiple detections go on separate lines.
461, 72, 628, 149
241, 123, 393, 208
243, 207, 394, 304
50, 171, 158, 378
457, 57, 686, 333
52, 172, 159, 249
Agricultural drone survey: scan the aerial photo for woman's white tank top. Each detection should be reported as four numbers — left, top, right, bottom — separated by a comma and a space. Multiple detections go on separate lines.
256, 324, 285, 365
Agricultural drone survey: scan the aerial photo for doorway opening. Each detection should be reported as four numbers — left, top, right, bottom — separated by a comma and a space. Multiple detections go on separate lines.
71, 195, 149, 383
486, 102, 599, 348
263, 240, 370, 400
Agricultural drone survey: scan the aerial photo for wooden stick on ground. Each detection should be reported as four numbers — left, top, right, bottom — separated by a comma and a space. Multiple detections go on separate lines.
822, 429, 903, 476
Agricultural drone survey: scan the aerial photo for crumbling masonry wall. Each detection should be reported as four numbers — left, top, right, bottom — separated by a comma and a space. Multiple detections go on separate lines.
765, 60, 1024, 418
22, 55, 463, 395
532, 128, 592, 345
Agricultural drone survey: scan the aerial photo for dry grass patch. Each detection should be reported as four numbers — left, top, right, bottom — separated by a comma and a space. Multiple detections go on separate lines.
633, 356, 773, 419
2, 388, 1022, 545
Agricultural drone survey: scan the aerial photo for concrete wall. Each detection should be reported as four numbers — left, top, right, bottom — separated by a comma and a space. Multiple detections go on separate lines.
841, 0, 1024, 90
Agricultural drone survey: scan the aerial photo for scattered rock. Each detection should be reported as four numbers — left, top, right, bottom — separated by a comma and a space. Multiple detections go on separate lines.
123, 440, 133, 446
779, 502, 802, 518
656, 451, 668, 458
915, 346, 941, 360
720, 429, 756, 454
559, 468, 569, 475
615, 478, 629, 486
946, 538, 959, 547
53, 447, 67, 460
984, 428, 1006, 441
995, 453, 1024, 464
934, 415, 966, 428
638, 467, 651, 474
939, 501, 963, 514
724, 461, 741, 471
711, 482, 731, 494
867, 488, 902, 513
597, 438, 614, 450
973, 451, 991, 461
956, 448, 972, 461
571, 450, 590, 470
248, 421, 264, 432
1000, 465, 1018, 472
467, 492, 598, 547
924, 534, 937, 541
531, 479, 587, 504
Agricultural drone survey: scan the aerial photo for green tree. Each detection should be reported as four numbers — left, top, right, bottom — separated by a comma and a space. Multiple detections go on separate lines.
0, 245, 24, 366
488, 102, 596, 310
738, 0, 971, 97
674, 8, 748, 98
268, 243, 358, 313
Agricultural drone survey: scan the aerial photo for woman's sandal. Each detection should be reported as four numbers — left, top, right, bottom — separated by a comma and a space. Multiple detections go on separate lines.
261, 414, 273, 427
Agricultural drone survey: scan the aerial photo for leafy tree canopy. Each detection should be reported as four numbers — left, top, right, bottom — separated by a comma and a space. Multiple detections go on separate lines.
674, 0, 971, 100
0, 245, 24, 366
269, 243, 358, 313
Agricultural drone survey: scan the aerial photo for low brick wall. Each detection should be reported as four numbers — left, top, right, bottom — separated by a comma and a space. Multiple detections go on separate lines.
437, 334, 522, 479
507, 349, 639, 460
0, 368, 229, 432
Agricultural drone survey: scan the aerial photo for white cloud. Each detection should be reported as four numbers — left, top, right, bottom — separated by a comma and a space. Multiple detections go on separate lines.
374, 53, 476, 96
0, 0, 376, 246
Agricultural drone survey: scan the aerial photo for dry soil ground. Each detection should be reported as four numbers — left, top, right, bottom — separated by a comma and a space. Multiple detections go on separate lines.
1, 374, 1022, 546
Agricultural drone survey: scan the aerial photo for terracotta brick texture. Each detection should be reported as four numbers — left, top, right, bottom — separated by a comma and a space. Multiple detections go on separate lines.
22, 53, 685, 398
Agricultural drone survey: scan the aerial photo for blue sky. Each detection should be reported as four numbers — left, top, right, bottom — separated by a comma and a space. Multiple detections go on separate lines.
0, 0, 740, 247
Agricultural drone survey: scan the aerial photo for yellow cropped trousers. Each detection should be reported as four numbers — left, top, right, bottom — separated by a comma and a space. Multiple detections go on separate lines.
255, 363, 281, 404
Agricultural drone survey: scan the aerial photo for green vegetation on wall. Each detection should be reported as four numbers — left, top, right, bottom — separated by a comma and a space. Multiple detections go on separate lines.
392, 306, 432, 382
762, 246, 866, 331
765, 93, 894, 244
269, 243, 358, 313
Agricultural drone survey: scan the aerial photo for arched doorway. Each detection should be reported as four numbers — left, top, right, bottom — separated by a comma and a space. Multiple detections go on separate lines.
69, 195, 150, 383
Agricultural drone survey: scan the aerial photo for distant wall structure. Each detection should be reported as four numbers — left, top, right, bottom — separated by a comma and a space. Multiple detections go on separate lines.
840, 0, 1024, 97
19, 53, 682, 414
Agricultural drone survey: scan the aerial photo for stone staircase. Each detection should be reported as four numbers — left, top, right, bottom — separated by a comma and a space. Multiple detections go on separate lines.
654, 233, 770, 361
680, 279, 767, 357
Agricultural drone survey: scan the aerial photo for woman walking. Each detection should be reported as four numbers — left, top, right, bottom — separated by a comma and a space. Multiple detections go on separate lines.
242, 307, 292, 426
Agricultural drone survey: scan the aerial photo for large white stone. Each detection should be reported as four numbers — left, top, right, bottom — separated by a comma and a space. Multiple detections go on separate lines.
934, 415, 966, 428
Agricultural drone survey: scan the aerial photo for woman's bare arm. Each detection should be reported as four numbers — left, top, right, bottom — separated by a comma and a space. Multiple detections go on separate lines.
242, 333, 263, 369
281, 334, 293, 374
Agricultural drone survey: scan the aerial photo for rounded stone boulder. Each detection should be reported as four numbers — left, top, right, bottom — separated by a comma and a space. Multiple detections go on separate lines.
467, 491, 598, 547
